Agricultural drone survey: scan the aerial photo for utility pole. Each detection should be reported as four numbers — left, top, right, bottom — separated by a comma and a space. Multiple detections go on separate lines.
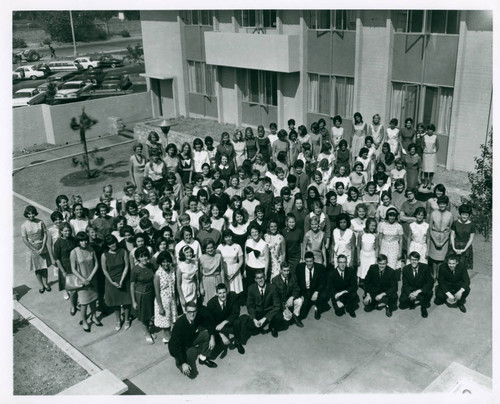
69, 10, 77, 56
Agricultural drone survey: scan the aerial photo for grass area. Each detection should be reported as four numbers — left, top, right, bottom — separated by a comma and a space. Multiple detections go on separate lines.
168, 116, 238, 140
13, 311, 89, 395
13, 143, 59, 158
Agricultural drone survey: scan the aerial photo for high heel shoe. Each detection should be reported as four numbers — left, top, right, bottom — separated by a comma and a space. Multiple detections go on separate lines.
39, 287, 45, 294
70, 307, 77, 316
45, 285, 51, 292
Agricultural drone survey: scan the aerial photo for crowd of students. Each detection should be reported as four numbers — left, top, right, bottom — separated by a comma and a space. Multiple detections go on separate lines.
20, 112, 476, 374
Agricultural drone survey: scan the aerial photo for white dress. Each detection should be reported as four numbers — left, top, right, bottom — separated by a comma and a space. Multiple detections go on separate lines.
386, 128, 400, 157
332, 228, 354, 267
217, 243, 243, 294
331, 127, 344, 150
211, 217, 226, 233
358, 232, 376, 279
264, 233, 285, 279
408, 222, 429, 264
368, 124, 385, 156
233, 141, 246, 167
178, 260, 198, 305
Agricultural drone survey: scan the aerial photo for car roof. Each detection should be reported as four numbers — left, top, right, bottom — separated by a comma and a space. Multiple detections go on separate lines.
15, 88, 37, 93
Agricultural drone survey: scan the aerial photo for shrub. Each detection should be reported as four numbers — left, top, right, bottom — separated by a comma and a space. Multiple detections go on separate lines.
42, 38, 52, 45
121, 30, 131, 37
13, 37, 27, 48
460, 129, 492, 239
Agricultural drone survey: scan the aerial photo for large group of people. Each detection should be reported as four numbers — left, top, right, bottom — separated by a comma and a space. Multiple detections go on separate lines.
20, 112, 476, 377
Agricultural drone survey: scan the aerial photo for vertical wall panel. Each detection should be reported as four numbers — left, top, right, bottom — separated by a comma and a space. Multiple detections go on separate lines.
331, 31, 356, 76
423, 35, 459, 87
391, 34, 423, 83
307, 31, 331, 74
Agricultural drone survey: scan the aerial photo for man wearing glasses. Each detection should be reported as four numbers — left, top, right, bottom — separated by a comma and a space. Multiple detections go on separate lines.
168, 302, 217, 377
245, 270, 283, 338
399, 251, 434, 318
327, 254, 358, 318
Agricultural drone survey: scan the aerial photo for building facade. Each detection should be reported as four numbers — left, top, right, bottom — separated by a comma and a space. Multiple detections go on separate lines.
140, 10, 492, 171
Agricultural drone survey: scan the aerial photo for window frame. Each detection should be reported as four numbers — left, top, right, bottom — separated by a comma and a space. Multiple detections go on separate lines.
308, 10, 356, 31
307, 73, 355, 118
180, 10, 214, 26
187, 60, 216, 96
237, 10, 277, 29
396, 10, 460, 35
242, 69, 278, 107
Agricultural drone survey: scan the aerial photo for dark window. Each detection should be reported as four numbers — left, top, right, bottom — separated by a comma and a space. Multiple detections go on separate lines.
446, 10, 459, 34
430, 10, 446, 33
262, 10, 277, 28
408, 10, 424, 32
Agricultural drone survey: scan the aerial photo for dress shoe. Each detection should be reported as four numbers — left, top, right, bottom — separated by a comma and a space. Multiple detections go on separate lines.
347, 309, 356, 318
334, 307, 346, 317
198, 358, 217, 368
385, 307, 392, 318
458, 304, 466, 313
421, 307, 428, 318
39, 287, 45, 294
293, 315, 304, 328
236, 342, 245, 354
45, 285, 51, 292
271, 328, 278, 338
314, 308, 321, 320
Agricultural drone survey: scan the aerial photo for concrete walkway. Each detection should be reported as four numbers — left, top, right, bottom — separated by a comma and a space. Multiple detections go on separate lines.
12, 192, 491, 394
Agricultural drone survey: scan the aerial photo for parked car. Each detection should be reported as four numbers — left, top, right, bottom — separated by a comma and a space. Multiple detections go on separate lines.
74, 57, 100, 70
12, 65, 46, 80
98, 55, 124, 68
74, 68, 107, 86
13, 88, 46, 107
54, 80, 94, 100
13, 49, 41, 63
47, 60, 84, 72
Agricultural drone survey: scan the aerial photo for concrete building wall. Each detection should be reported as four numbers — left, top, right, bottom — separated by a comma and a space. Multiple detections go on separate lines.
447, 13, 492, 171
13, 106, 46, 150
141, 11, 187, 116
280, 73, 302, 130
218, 67, 239, 125
279, 10, 301, 35
355, 11, 392, 124
216, 10, 235, 32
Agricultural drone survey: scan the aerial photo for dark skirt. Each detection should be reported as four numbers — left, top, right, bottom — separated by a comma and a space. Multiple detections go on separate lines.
134, 290, 155, 323
105, 278, 132, 307
451, 241, 473, 270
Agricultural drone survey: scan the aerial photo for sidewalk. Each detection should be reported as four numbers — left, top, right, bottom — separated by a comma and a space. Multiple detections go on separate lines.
12, 191, 492, 394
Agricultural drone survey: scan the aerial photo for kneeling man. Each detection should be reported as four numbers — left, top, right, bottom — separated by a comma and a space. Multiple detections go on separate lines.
363, 254, 398, 317
434, 254, 470, 313
399, 251, 434, 318
272, 261, 304, 328
327, 254, 358, 317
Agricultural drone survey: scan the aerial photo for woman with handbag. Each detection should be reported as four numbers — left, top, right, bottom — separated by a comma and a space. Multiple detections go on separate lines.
101, 235, 132, 332
70, 231, 101, 332
53, 223, 78, 315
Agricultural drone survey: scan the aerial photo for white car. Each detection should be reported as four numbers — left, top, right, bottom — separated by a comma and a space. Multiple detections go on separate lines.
54, 80, 94, 100
13, 65, 46, 80
13, 88, 46, 107
74, 57, 100, 70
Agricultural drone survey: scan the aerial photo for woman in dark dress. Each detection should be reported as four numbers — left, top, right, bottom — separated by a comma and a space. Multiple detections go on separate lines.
216, 131, 235, 164
178, 142, 194, 186
335, 139, 351, 174
450, 204, 476, 271
130, 246, 156, 344
325, 191, 343, 227
399, 118, 416, 156
282, 214, 303, 274
53, 222, 78, 314
102, 235, 132, 332
245, 127, 260, 163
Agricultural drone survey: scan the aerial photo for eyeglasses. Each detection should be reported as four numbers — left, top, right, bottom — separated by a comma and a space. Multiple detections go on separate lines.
186, 310, 197, 314
255, 277, 264, 280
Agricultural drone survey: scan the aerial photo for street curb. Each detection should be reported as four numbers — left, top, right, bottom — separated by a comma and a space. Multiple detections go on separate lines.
14, 300, 101, 376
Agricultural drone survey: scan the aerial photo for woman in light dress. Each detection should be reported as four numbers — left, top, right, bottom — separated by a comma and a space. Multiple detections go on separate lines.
408, 207, 429, 264
302, 215, 327, 265
233, 129, 247, 168
21, 205, 52, 293
428, 195, 453, 280
367, 114, 385, 158
264, 219, 286, 280
378, 207, 404, 274
331, 213, 356, 268
351, 112, 367, 160
217, 229, 244, 296
129, 143, 146, 191
331, 115, 345, 151
199, 239, 224, 305
357, 217, 378, 283
176, 245, 200, 312
153, 251, 177, 343
422, 123, 439, 189
386, 118, 401, 158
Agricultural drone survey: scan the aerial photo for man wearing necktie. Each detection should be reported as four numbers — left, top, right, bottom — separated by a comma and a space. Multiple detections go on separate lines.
327, 254, 358, 317
245, 270, 283, 338
434, 254, 470, 313
272, 261, 304, 328
399, 251, 434, 318
207, 283, 247, 355
363, 254, 398, 317
295, 251, 329, 320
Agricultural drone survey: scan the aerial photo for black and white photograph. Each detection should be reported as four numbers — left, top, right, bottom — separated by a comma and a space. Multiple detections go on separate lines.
8, 2, 495, 400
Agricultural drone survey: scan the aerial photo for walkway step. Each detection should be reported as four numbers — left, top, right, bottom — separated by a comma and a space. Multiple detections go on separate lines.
58, 369, 128, 395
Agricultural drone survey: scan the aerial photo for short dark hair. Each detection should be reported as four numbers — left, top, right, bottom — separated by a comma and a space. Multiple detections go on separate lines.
24, 205, 38, 218
409, 251, 421, 260
216, 283, 227, 291
157, 251, 173, 266
50, 211, 63, 222
134, 246, 151, 259
304, 251, 315, 260
75, 231, 89, 242
104, 235, 118, 246
377, 254, 388, 263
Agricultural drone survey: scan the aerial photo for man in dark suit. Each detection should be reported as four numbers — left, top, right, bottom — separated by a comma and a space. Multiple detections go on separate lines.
245, 270, 283, 338
272, 261, 304, 328
434, 254, 470, 313
399, 251, 434, 318
295, 251, 329, 320
327, 254, 358, 317
168, 302, 217, 377
363, 254, 398, 317
207, 283, 246, 354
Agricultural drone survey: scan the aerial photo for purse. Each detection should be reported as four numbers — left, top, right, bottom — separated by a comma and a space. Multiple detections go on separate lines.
65, 274, 84, 291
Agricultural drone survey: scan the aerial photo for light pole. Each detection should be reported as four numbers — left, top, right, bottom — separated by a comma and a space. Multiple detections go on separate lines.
69, 10, 77, 56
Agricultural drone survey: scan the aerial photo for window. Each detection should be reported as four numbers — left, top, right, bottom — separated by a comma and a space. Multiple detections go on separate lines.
391, 83, 453, 134
187, 61, 215, 96
393, 10, 459, 34
242, 69, 277, 106
308, 10, 356, 30
180, 10, 213, 26
308, 74, 354, 117
237, 10, 277, 28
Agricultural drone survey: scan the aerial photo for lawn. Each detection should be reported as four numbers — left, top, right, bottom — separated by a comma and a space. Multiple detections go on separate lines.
13, 311, 89, 395
167, 116, 238, 140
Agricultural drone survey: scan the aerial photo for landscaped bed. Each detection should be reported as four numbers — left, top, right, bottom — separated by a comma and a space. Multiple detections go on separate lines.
13, 311, 89, 395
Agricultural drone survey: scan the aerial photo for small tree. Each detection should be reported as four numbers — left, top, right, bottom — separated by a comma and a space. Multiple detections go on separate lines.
460, 129, 492, 239
70, 108, 103, 178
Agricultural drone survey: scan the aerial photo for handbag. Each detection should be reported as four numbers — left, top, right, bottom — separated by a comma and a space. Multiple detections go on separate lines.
65, 274, 84, 291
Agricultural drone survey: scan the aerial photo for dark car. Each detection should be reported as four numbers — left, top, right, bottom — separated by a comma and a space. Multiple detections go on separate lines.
74, 68, 107, 86
98, 55, 124, 68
